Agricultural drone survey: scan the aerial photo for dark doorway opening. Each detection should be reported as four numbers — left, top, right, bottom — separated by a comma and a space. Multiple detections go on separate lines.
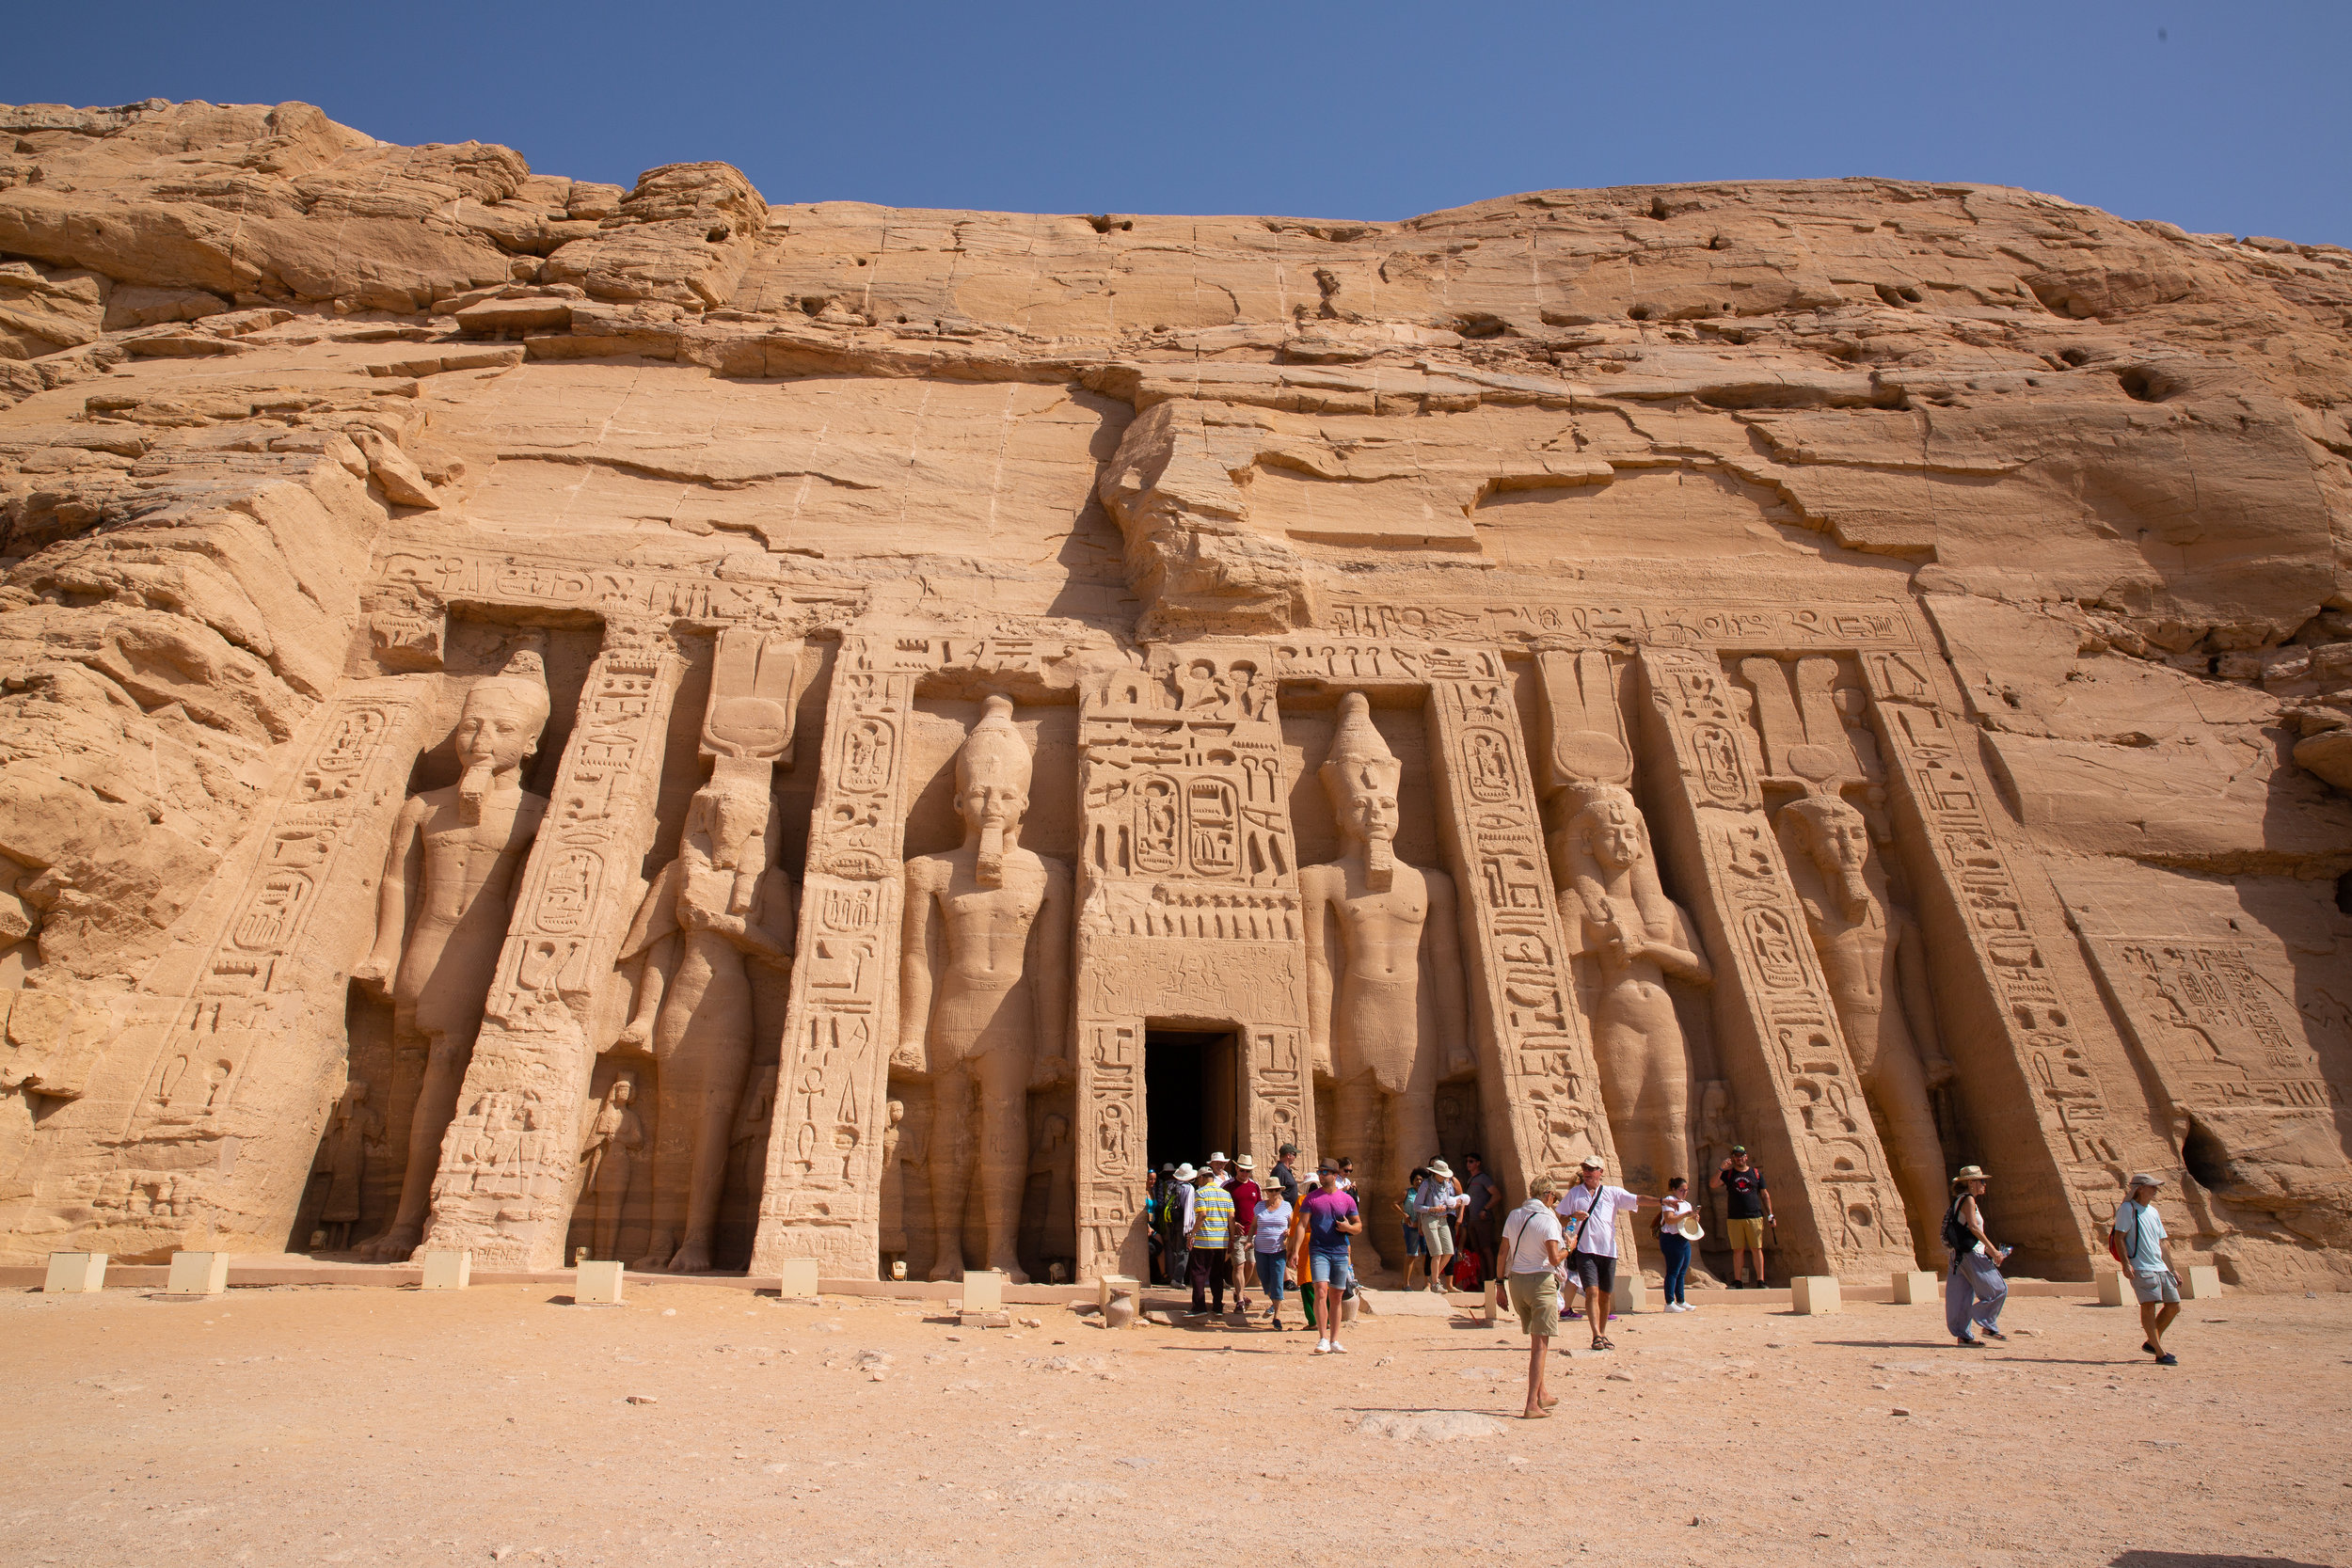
1146, 1029, 1239, 1174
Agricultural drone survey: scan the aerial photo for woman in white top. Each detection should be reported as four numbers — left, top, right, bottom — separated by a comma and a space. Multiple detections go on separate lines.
1656, 1176, 1697, 1311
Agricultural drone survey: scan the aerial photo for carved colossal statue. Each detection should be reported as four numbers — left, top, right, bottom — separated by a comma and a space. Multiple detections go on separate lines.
1778, 793, 1953, 1262
352, 651, 552, 1261
615, 771, 796, 1273
311, 1080, 381, 1252
900, 695, 1073, 1283
1555, 784, 1712, 1196
1300, 692, 1470, 1276
576, 1072, 644, 1262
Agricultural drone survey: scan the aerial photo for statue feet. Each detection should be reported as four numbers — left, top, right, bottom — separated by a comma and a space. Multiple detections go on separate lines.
665, 1242, 713, 1275
355, 1225, 421, 1263
628, 1234, 674, 1273
926, 1260, 963, 1283
992, 1260, 1031, 1286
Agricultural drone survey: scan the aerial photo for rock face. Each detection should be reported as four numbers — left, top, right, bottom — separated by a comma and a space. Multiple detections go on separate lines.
0, 100, 2345, 1291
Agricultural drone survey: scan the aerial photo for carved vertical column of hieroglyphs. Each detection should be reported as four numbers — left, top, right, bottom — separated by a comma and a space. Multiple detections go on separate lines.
87, 684, 436, 1251
420, 628, 685, 1269
1070, 643, 1307, 1281
748, 635, 917, 1275
1637, 648, 1914, 1277
1418, 644, 1612, 1205
1860, 649, 2146, 1268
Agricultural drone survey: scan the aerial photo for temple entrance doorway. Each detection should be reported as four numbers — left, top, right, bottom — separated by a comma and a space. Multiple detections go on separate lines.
1145, 1028, 1240, 1173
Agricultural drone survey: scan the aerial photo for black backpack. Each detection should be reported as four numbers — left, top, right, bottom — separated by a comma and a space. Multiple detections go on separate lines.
1941, 1196, 1973, 1256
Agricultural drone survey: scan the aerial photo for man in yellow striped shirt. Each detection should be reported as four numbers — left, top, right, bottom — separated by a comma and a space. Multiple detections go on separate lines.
1186, 1166, 1236, 1317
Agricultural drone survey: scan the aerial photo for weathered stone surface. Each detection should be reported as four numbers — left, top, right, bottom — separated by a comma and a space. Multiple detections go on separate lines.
0, 103, 2344, 1292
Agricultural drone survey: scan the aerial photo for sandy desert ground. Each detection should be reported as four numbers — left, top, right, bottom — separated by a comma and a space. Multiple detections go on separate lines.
7, 1276, 2345, 1568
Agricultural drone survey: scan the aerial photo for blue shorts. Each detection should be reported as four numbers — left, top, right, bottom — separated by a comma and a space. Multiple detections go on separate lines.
1404, 1222, 1425, 1257
1309, 1247, 1353, 1285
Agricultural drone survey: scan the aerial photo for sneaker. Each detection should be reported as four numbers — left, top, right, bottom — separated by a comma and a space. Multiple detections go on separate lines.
2154, 1353, 2178, 1366
1313, 1339, 1331, 1355
1330, 1341, 1349, 1354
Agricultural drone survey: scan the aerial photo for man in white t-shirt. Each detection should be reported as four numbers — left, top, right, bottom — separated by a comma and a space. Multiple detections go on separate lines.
1498, 1174, 1567, 1419
2108, 1172, 2182, 1366
1555, 1156, 1655, 1352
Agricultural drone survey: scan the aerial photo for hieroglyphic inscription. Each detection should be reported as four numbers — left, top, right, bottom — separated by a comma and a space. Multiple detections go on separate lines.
1422, 652, 1608, 1202
1072, 642, 1303, 1280
1641, 649, 1913, 1275
378, 546, 864, 629
1320, 600, 1926, 653
748, 640, 915, 1275
114, 686, 433, 1237
421, 635, 685, 1269
1862, 652, 2129, 1256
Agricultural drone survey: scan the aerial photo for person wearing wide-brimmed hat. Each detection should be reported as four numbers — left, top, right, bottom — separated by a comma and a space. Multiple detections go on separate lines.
2109, 1173, 2183, 1365
1942, 1165, 2010, 1346
1415, 1160, 1464, 1292
1159, 1163, 1198, 1293
1655, 1176, 1700, 1311
1500, 1173, 1568, 1418
1224, 1154, 1263, 1312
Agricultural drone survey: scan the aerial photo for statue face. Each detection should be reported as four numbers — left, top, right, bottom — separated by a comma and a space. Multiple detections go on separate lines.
1822, 809, 1871, 873
453, 689, 538, 775
703, 784, 771, 854
1588, 800, 1645, 870
1339, 779, 1398, 847
611, 1079, 632, 1104
957, 771, 1027, 840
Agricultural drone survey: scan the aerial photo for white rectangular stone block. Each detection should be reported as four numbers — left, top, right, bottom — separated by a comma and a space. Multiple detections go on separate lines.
1099, 1273, 1138, 1310
44, 1252, 106, 1292
1615, 1270, 1646, 1313
1481, 1279, 1500, 1323
420, 1250, 469, 1290
775, 1258, 818, 1299
1891, 1269, 1938, 1305
2096, 1270, 2127, 1307
576, 1259, 625, 1304
166, 1251, 230, 1295
2184, 1264, 2223, 1299
1791, 1275, 1842, 1315
961, 1269, 1004, 1311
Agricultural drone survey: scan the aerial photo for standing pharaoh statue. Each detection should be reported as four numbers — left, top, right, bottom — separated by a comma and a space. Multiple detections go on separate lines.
352, 650, 552, 1261
1778, 793, 1952, 1263
1554, 784, 1712, 1196
1300, 693, 1470, 1277
615, 768, 797, 1274
900, 695, 1073, 1283
312, 1080, 382, 1252
576, 1073, 644, 1262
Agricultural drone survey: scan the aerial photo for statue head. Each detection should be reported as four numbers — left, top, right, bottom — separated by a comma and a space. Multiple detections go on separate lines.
955, 695, 1032, 884
454, 649, 552, 819
687, 768, 776, 869
1320, 692, 1402, 888
609, 1074, 634, 1106
1785, 794, 1874, 917
1570, 786, 1648, 874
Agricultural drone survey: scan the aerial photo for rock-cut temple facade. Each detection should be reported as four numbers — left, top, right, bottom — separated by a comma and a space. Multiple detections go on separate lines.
1, 100, 2348, 1291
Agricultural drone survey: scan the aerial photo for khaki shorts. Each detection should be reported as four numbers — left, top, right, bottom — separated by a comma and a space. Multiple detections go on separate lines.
1507, 1270, 1562, 1338
1727, 1217, 1767, 1249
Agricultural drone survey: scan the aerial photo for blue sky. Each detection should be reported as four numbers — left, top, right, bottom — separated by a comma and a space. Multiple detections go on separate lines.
7, 2, 2346, 245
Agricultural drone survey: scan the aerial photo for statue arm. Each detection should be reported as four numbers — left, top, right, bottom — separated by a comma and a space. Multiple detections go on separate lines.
898, 861, 942, 1060
1892, 908, 1953, 1085
1422, 867, 1472, 1078
1300, 866, 1336, 1078
1030, 858, 1074, 1087
353, 798, 424, 989
728, 868, 798, 968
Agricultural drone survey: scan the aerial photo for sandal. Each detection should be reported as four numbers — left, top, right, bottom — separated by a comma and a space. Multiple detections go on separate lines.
1591, 1336, 1615, 1351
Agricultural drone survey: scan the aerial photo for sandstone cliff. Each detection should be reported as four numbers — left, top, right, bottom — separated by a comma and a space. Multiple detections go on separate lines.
0, 100, 2344, 1288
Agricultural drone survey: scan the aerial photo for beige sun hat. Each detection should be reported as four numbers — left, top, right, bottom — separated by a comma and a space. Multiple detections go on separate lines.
1427, 1160, 1454, 1180
1234, 1154, 1255, 1171
1951, 1164, 1992, 1188
1678, 1212, 1706, 1242
1172, 1163, 1197, 1181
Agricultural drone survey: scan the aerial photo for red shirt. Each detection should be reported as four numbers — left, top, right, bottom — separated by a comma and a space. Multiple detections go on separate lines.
1226, 1178, 1261, 1229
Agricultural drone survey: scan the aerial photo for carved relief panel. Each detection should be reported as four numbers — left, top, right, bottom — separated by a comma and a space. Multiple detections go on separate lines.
1637, 648, 1914, 1276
